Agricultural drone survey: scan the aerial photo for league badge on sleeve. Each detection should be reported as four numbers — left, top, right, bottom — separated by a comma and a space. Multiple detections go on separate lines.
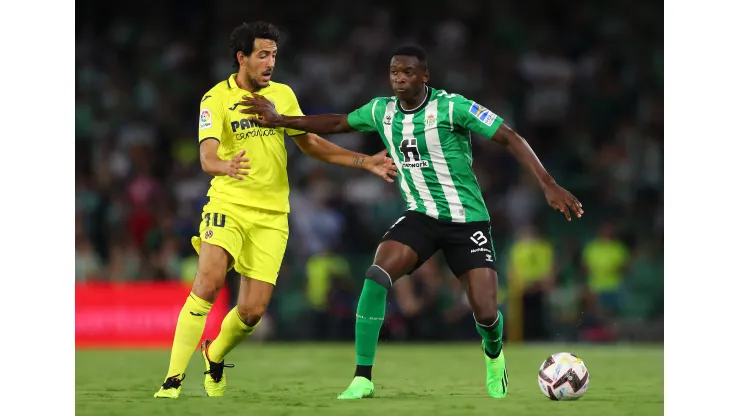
200, 109, 212, 130
469, 102, 497, 127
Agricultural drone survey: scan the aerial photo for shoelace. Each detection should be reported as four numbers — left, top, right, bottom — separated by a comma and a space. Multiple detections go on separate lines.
162, 374, 186, 389
204, 362, 235, 382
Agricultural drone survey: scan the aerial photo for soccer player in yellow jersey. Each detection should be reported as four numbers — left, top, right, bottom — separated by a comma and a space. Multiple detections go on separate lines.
154, 21, 397, 399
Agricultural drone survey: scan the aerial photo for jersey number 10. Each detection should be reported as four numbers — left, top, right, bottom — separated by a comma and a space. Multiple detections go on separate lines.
204, 213, 227, 228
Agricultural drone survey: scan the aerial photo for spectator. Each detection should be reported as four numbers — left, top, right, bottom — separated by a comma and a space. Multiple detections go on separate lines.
506, 225, 556, 341
305, 248, 354, 340
582, 221, 631, 318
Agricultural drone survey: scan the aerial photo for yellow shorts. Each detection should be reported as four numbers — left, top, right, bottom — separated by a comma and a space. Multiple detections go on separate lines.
191, 198, 289, 285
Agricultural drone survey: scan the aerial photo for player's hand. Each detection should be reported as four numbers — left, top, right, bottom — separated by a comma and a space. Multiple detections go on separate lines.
239, 93, 283, 127
543, 182, 583, 221
364, 150, 398, 184
223, 149, 251, 180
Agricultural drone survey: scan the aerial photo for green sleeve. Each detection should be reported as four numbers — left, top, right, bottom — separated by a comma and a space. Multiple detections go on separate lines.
347, 99, 380, 133
451, 94, 504, 139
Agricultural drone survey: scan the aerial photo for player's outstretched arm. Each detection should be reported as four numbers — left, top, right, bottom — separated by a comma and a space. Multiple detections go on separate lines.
292, 133, 397, 183
239, 94, 356, 135
199, 139, 252, 180
491, 124, 584, 221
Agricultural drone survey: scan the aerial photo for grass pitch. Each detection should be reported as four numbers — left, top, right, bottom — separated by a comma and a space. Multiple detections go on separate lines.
76, 342, 663, 416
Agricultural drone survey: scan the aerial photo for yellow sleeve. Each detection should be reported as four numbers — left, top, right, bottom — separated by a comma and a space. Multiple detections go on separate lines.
281, 86, 306, 137
198, 93, 226, 142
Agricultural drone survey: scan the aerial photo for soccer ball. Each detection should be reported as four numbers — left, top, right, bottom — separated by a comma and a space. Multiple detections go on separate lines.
537, 352, 590, 401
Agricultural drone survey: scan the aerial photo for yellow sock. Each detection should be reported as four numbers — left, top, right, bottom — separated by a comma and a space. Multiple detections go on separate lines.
165, 293, 213, 378
208, 307, 260, 363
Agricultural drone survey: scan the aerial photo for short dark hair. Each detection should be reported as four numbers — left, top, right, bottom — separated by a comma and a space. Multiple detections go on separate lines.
391, 45, 427, 67
230, 21, 281, 68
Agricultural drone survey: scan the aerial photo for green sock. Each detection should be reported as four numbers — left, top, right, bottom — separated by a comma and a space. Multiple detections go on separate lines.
476, 310, 504, 358
355, 279, 388, 366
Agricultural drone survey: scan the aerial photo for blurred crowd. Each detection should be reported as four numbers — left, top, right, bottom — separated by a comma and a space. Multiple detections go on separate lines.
75, 0, 663, 342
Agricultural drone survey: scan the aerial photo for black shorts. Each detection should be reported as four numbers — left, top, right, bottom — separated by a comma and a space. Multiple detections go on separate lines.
381, 210, 497, 277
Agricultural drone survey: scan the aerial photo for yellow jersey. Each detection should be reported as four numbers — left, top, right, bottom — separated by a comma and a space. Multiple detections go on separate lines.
583, 238, 629, 292
198, 74, 305, 213
509, 238, 554, 284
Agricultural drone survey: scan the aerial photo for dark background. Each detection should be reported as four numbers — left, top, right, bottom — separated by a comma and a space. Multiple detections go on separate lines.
75, 0, 663, 343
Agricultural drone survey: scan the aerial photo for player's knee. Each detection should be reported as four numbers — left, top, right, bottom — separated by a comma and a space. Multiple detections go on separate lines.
469, 291, 498, 324
236, 303, 266, 327
192, 249, 230, 302
191, 272, 223, 303
473, 309, 498, 327
365, 265, 393, 290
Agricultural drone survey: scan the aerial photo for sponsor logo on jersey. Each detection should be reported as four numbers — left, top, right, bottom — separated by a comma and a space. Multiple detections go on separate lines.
230, 118, 277, 140
402, 160, 429, 168
199, 109, 212, 130
469, 102, 497, 127
399, 138, 429, 169
231, 118, 262, 131
470, 247, 492, 254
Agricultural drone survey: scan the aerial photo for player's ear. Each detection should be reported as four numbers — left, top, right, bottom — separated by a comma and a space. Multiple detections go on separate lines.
236, 51, 247, 66
422, 69, 429, 83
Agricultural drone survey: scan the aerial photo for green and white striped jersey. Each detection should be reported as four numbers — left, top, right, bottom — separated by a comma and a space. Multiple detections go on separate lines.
347, 86, 503, 223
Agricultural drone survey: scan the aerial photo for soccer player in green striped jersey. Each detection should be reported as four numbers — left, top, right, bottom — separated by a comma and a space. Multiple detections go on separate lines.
240, 45, 583, 400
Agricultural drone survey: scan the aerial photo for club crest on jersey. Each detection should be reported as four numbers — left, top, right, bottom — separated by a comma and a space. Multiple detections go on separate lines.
204, 229, 213, 239
200, 109, 213, 130
469, 102, 497, 127
383, 115, 392, 125
425, 114, 437, 128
